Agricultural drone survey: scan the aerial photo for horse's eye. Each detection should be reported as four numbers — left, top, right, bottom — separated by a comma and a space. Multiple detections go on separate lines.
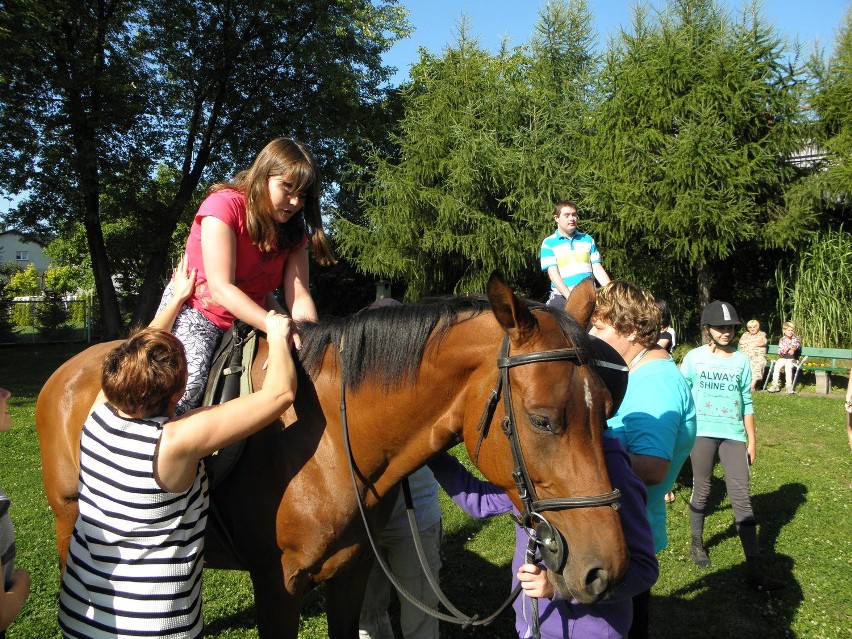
528, 414, 555, 433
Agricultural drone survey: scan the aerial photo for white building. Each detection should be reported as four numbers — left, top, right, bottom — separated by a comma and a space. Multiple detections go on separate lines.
0, 230, 51, 274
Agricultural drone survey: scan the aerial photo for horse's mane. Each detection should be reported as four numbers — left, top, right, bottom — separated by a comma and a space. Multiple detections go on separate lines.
296, 296, 596, 391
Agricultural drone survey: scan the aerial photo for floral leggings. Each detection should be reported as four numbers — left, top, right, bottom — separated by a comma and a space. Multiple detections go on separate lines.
157, 285, 224, 415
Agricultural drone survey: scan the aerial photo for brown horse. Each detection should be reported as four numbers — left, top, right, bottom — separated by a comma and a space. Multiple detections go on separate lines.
36, 274, 628, 638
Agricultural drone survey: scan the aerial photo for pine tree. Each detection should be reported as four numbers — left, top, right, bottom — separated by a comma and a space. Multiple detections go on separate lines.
335, 1, 601, 299
586, 0, 804, 305
795, 5, 852, 226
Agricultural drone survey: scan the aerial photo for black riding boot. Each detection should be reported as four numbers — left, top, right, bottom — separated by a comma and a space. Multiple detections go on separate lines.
689, 508, 710, 568
690, 535, 710, 568
738, 521, 786, 591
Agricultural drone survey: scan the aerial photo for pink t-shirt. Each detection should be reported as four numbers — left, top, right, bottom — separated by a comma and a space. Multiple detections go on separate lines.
183, 189, 305, 330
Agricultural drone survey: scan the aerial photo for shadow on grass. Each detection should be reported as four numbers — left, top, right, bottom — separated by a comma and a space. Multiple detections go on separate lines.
202, 517, 518, 638
652, 482, 807, 639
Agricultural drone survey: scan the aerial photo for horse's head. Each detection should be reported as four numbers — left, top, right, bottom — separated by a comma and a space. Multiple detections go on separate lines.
473, 273, 629, 604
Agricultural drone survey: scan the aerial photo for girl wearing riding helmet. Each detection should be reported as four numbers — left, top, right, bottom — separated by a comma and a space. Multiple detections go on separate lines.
158, 138, 334, 415
680, 301, 785, 591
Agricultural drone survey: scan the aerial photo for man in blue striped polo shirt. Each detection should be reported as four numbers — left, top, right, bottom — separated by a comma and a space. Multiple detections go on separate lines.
540, 200, 611, 308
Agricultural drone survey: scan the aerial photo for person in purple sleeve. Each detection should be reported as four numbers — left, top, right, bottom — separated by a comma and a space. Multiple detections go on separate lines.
429, 437, 658, 639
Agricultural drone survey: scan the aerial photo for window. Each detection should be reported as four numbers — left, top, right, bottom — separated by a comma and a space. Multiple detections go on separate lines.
15, 250, 29, 261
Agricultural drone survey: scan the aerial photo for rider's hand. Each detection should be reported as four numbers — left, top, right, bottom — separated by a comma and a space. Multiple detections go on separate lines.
517, 563, 554, 599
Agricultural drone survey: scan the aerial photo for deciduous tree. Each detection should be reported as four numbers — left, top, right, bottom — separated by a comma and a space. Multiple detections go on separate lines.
791, 5, 852, 228
0, 0, 408, 336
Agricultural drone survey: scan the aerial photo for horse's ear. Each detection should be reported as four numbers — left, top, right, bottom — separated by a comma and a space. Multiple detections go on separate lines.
564, 277, 596, 329
487, 272, 538, 344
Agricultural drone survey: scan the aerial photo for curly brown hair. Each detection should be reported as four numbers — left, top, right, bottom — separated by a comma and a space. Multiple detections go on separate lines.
593, 280, 662, 348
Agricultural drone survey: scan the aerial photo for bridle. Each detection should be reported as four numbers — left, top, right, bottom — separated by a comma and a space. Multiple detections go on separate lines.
474, 334, 622, 574
340, 333, 624, 630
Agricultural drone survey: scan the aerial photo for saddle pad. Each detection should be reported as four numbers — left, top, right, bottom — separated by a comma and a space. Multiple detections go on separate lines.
202, 322, 258, 489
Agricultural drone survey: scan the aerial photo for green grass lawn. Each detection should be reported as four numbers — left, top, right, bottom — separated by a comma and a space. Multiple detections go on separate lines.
1, 343, 850, 638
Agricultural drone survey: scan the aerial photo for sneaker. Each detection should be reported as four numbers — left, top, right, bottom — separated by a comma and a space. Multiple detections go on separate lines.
767, 386, 780, 393
785, 389, 795, 395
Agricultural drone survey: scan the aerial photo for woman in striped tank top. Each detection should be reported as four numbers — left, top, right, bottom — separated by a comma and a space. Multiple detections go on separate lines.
58, 269, 297, 639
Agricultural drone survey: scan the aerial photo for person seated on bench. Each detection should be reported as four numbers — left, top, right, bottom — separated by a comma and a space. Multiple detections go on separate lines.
738, 319, 768, 392
845, 369, 852, 452
767, 321, 801, 394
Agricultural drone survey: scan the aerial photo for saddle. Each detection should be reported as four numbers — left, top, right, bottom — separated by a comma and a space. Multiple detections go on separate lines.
201, 320, 259, 489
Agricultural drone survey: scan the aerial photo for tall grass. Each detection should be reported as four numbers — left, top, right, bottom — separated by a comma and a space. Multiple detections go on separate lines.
1, 343, 851, 638
776, 228, 852, 349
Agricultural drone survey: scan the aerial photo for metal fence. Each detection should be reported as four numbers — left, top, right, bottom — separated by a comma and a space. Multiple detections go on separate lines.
0, 297, 92, 345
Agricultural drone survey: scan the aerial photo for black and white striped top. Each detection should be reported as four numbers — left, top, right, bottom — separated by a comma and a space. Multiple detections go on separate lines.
59, 403, 208, 639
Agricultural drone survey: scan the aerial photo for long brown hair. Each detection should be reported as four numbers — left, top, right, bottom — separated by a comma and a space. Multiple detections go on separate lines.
210, 138, 335, 265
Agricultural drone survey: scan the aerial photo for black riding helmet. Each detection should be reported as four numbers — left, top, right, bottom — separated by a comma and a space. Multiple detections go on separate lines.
700, 300, 742, 327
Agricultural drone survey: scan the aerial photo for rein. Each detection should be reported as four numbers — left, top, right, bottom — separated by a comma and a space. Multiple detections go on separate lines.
493, 335, 621, 571
340, 333, 623, 631
340, 378, 521, 627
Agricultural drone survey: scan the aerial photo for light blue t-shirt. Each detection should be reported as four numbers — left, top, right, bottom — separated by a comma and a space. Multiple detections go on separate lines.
605, 357, 697, 552
539, 230, 602, 290
679, 346, 753, 442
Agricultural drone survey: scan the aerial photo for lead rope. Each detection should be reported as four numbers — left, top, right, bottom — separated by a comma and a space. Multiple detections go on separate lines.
340, 375, 522, 627
525, 533, 542, 639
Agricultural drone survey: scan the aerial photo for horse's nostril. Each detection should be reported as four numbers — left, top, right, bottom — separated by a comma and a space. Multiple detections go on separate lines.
585, 568, 609, 596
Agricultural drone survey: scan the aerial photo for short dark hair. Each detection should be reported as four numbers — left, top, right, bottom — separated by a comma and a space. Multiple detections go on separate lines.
102, 328, 187, 417
553, 200, 578, 216
655, 298, 671, 327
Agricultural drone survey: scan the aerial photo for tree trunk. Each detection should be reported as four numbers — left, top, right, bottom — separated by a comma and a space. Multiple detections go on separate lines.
83, 200, 123, 339
131, 248, 171, 328
696, 263, 712, 309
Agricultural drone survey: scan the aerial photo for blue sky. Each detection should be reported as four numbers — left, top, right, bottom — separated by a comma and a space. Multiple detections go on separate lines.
2, 1, 848, 212
383, 0, 851, 83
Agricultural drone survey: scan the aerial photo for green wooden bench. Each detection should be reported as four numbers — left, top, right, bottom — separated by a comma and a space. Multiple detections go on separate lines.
765, 345, 852, 394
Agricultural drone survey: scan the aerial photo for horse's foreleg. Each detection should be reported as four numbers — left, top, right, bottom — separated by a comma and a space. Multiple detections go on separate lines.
54, 505, 78, 570
326, 560, 373, 639
249, 566, 301, 639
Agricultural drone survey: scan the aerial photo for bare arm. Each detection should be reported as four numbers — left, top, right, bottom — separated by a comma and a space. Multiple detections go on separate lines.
744, 413, 757, 464
281, 245, 317, 323
546, 265, 573, 300
629, 454, 671, 486
155, 312, 297, 492
592, 262, 611, 287
0, 557, 30, 632
201, 216, 278, 332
